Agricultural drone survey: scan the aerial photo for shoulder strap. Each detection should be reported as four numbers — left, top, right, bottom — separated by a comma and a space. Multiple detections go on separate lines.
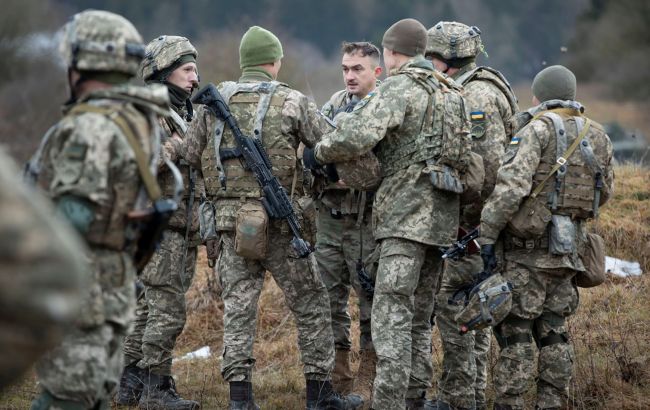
530, 116, 592, 199
168, 108, 188, 134
253, 81, 281, 141
68, 103, 161, 200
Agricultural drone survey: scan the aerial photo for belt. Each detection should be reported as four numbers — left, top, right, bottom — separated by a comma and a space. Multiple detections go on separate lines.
504, 233, 549, 250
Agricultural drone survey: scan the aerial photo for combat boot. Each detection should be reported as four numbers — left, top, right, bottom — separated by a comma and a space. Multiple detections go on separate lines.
305, 379, 364, 410
139, 372, 199, 410
30, 389, 85, 410
229, 381, 260, 410
115, 362, 145, 406
332, 349, 354, 395
353, 348, 376, 405
405, 392, 426, 410
494, 404, 514, 410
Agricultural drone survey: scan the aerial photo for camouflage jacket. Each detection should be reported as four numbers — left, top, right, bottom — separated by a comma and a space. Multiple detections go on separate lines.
158, 100, 204, 241
34, 83, 169, 327
315, 59, 460, 246
318, 88, 377, 215
453, 63, 519, 226
480, 106, 614, 270
167, 68, 325, 231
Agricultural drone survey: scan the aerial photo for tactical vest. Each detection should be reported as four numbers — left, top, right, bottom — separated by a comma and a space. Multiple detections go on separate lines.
201, 81, 300, 199
376, 68, 469, 177
65, 102, 160, 250
532, 109, 608, 220
456, 66, 518, 136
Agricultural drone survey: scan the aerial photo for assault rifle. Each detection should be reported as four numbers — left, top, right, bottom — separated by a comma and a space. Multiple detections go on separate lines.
192, 83, 312, 258
442, 226, 480, 260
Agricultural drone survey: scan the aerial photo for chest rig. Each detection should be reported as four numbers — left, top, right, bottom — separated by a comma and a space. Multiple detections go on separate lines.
201, 81, 299, 199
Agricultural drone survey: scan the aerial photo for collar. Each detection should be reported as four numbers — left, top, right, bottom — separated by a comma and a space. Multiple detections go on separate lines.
239, 67, 275, 82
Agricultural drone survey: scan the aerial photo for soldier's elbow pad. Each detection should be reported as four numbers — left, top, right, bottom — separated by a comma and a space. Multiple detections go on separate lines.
55, 195, 95, 234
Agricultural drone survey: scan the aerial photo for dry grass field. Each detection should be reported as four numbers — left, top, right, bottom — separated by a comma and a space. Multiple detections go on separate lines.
1, 166, 647, 409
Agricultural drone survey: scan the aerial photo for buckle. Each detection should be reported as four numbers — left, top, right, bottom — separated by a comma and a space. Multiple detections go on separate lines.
556, 157, 567, 165
330, 209, 342, 219
524, 240, 535, 249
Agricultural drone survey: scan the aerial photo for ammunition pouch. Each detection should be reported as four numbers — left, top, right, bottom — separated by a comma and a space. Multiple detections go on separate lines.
128, 198, 177, 273
425, 161, 464, 194
234, 200, 269, 260
199, 198, 218, 243
549, 214, 576, 256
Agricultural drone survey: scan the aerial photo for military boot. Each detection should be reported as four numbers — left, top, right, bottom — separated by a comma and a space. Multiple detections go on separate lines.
405, 392, 426, 410
229, 381, 260, 410
139, 372, 199, 410
115, 362, 145, 406
353, 348, 376, 406
494, 404, 514, 410
305, 379, 364, 410
332, 349, 354, 395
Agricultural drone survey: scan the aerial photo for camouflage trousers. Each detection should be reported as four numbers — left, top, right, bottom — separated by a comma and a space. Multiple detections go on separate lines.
371, 237, 441, 409
218, 223, 335, 382
494, 260, 578, 409
435, 253, 491, 409
35, 249, 135, 407
123, 230, 197, 375
315, 205, 376, 351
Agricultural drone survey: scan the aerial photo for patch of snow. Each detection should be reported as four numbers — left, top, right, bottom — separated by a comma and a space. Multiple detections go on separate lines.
606, 256, 643, 277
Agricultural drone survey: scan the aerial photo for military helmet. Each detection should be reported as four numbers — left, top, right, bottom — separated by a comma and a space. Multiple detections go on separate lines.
140, 35, 198, 81
426, 21, 483, 60
59, 9, 145, 76
454, 273, 512, 334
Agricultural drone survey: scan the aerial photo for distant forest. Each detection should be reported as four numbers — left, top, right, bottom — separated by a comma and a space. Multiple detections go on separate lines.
0, 0, 648, 161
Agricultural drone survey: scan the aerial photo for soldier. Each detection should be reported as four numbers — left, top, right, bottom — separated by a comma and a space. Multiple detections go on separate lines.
424, 21, 519, 410
0, 149, 86, 389
117, 35, 202, 409
164, 26, 362, 409
478, 65, 613, 409
306, 18, 470, 409
27, 10, 172, 409
316, 41, 381, 401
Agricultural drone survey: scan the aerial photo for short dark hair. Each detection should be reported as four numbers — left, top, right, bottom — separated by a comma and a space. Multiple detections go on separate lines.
340, 41, 381, 64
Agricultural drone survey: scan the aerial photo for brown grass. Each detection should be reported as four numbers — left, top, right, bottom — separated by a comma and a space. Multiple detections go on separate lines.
0, 166, 648, 409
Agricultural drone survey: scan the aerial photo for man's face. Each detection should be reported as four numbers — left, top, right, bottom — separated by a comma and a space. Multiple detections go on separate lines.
167, 61, 199, 93
342, 52, 380, 98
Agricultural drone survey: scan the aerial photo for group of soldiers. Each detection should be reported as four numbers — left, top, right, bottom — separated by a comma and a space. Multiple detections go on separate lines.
0, 7, 615, 410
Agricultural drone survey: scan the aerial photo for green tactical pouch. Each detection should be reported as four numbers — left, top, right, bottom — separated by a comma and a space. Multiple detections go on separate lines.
234, 200, 269, 260
549, 214, 576, 255
199, 199, 218, 243
575, 232, 606, 288
507, 196, 552, 239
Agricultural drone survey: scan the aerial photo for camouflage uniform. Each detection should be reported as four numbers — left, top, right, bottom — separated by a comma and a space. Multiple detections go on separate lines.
315, 56, 469, 408
28, 10, 169, 409
122, 35, 204, 381
318, 89, 376, 366
167, 69, 336, 383
480, 92, 614, 408
0, 149, 86, 389
427, 21, 519, 410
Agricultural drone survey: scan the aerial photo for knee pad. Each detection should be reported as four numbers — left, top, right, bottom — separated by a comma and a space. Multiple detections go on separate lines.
534, 312, 569, 349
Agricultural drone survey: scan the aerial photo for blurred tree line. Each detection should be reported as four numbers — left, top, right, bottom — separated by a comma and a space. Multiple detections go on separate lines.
0, 0, 648, 162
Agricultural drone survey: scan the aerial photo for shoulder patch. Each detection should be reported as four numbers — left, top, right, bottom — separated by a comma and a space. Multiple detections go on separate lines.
64, 142, 88, 160
470, 111, 485, 121
510, 136, 521, 145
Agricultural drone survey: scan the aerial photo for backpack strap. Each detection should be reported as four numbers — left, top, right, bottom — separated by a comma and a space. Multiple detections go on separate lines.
576, 116, 604, 216
530, 115, 592, 200
68, 103, 161, 201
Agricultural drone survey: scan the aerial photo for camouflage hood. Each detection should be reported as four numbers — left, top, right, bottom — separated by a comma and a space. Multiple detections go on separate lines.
78, 83, 171, 117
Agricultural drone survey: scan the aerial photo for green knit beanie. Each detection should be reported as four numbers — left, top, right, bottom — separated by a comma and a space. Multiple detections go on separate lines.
532, 65, 577, 102
239, 26, 284, 69
382, 18, 427, 57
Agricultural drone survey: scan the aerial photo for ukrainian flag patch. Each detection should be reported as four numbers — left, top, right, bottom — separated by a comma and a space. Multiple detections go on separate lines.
470, 111, 485, 121
353, 91, 375, 111
510, 137, 521, 145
